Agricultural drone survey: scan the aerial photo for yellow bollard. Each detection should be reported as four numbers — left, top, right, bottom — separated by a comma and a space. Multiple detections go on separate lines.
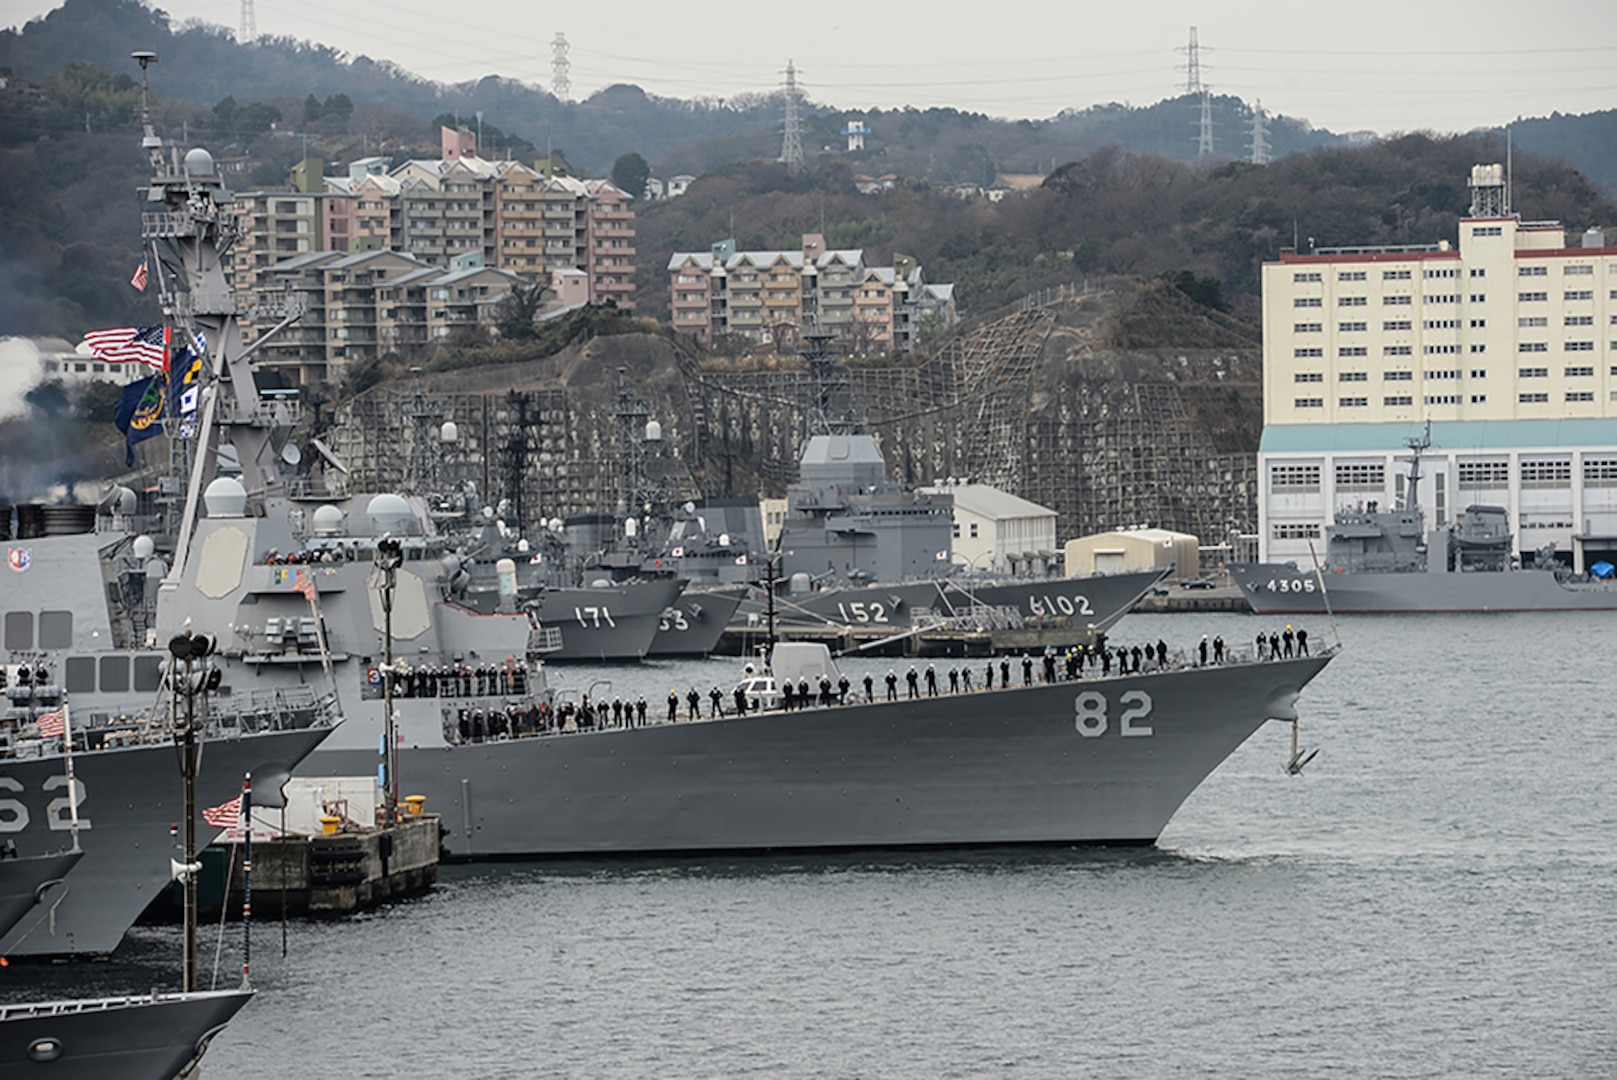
404, 795, 426, 816
319, 815, 341, 836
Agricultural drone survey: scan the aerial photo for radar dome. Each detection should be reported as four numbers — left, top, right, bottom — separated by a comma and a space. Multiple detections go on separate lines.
312, 504, 344, 537
132, 535, 155, 559
644, 420, 662, 442
203, 476, 248, 517
366, 493, 413, 535
440, 420, 459, 444
184, 147, 215, 176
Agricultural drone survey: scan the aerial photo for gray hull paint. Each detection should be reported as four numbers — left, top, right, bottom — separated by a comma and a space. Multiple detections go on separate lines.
1231, 562, 1617, 614
0, 851, 81, 938
0, 989, 251, 1079
647, 588, 745, 657
533, 579, 687, 661
0, 727, 331, 958
740, 570, 1166, 634
303, 654, 1332, 857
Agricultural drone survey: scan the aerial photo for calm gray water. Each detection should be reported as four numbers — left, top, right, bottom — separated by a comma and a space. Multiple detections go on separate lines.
7, 613, 1616, 1078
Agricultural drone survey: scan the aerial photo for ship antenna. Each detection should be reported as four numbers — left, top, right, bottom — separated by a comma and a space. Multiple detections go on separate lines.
131, 50, 165, 177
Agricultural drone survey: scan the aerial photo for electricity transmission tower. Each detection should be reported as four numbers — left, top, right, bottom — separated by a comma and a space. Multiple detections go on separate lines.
1249, 99, 1271, 165
1177, 27, 1215, 160
781, 60, 804, 172
239, 0, 256, 43
551, 33, 572, 102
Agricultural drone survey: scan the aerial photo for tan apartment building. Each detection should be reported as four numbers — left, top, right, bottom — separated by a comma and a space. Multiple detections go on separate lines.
1257, 164, 1617, 570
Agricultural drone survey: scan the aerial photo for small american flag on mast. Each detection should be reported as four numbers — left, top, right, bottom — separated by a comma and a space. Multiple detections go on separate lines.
130, 255, 148, 292
36, 709, 65, 738
202, 795, 242, 829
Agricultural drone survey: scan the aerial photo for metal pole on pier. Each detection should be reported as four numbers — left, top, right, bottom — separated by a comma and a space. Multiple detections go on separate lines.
167, 629, 216, 994
240, 772, 252, 990
375, 537, 404, 823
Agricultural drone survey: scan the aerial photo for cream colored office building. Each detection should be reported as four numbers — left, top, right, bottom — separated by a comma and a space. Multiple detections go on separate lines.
1258, 165, 1617, 571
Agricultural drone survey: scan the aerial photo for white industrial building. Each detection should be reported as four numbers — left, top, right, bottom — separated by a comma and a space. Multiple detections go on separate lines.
1258, 165, 1617, 573
918, 482, 1058, 574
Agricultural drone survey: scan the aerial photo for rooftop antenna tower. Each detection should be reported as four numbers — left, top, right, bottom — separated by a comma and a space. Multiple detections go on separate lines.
781, 60, 805, 173
551, 33, 571, 102
239, 0, 256, 44
1248, 99, 1270, 165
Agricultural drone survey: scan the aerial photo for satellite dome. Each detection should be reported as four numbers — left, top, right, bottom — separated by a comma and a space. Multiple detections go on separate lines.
440, 420, 459, 444
644, 419, 662, 442
132, 535, 155, 559
312, 504, 344, 537
184, 147, 216, 176
366, 493, 412, 535
203, 476, 248, 517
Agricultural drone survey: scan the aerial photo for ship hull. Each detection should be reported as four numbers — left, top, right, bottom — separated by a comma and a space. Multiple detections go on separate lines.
646, 588, 745, 657
1231, 562, 1617, 614
0, 727, 331, 958
531, 579, 687, 661
0, 851, 81, 938
0, 989, 251, 1080
736, 570, 1166, 634
302, 653, 1331, 858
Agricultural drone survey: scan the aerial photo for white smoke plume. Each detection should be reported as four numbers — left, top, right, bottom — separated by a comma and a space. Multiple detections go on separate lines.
0, 336, 46, 420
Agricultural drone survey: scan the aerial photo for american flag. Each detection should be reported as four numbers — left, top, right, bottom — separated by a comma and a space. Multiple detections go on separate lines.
82, 325, 168, 371
293, 567, 318, 602
36, 709, 65, 738
130, 256, 148, 292
202, 795, 242, 829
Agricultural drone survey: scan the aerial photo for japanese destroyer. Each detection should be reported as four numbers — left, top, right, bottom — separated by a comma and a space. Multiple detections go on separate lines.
1233, 427, 1617, 613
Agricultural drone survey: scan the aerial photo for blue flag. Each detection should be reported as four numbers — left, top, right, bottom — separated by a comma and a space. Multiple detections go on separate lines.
114, 375, 166, 466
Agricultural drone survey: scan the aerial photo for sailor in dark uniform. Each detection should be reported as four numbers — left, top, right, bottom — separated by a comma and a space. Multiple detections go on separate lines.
905, 666, 920, 700
885, 669, 898, 702
1296, 627, 1309, 655
1021, 655, 1034, 686
710, 686, 724, 717
667, 691, 679, 722
864, 672, 875, 702
924, 665, 938, 697
687, 688, 701, 720
837, 673, 850, 704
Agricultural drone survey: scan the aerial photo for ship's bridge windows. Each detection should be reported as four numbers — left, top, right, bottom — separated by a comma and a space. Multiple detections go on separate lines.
37, 611, 72, 650
134, 656, 164, 692
98, 656, 130, 693
1335, 463, 1385, 490
3, 611, 32, 651
64, 657, 96, 693
1269, 464, 1321, 492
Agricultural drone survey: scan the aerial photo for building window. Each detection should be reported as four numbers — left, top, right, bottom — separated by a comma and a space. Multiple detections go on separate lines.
1294, 297, 1322, 308
1519, 343, 1548, 353
1468, 369, 1486, 379
1469, 317, 1485, 327
1424, 395, 1460, 405
1566, 315, 1593, 326
1518, 265, 1547, 277
1469, 344, 1487, 354
1294, 372, 1323, 383
1383, 269, 1411, 280
1383, 319, 1412, 331
1339, 396, 1368, 407
1469, 267, 1489, 276
1338, 270, 1367, 282
1272, 522, 1322, 540
1383, 370, 1413, 381
1383, 295, 1412, 306
1518, 292, 1548, 302
1384, 345, 1412, 356
1424, 295, 1459, 305
1565, 290, 1594, 301
1424, 319, 1460, 330
1270, 464, 1321, 490
1423, 345, 1459, 355
1383, 395, 1413, 406
1338, 321, 1367, 332
952, 522, 960, 538
1339, 346, 1367, 357
1294, 322, 1323, 333
1424, 268, 1458, 279
1338, 296, 1367, 307
1425, 369, 1460, 380
1583, 459, 1617, 486
1566, 365, 1595, 377
1338, 371, 1368, 382
1519, 316, 1547, 328
1518, 392, 1549, 404
969, 523, 979, 539
1564, 265, 1593, 276
1565, 342, 1594, 352
1336, 463, 1385, 489
1470, 394, 1487, 403
1458, 461, 1510, 486
1521, 459, 1571, 485
1566, 391, 1595, 402
1294, 347, 1323, 358
1292, 271, 1322, 283
1293, 398, 1324, 409
1519, 367, 1548, 378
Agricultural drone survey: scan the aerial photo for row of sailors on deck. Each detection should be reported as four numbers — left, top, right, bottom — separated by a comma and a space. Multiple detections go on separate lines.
387, 661, 528, 699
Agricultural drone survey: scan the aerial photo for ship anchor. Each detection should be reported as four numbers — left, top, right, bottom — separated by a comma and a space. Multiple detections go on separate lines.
1286, 718, 1318, 775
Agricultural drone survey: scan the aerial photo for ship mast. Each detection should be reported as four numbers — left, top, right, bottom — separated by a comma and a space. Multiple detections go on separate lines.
1401, 420, 1432, 519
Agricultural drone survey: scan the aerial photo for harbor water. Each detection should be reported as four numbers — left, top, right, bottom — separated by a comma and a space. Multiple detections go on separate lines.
4, 611, 1614, 1077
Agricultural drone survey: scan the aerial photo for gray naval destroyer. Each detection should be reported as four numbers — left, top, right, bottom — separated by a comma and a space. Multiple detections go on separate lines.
1233, 428, 1617, 614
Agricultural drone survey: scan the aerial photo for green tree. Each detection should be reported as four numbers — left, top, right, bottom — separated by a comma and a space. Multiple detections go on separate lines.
303, 93, 322, 123
611, 152, 650, 199
495, 279, 551, 341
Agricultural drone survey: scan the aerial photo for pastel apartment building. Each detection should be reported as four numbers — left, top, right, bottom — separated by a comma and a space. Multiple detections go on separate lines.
1257, 164, 1617, 572
667, 234, 956, 349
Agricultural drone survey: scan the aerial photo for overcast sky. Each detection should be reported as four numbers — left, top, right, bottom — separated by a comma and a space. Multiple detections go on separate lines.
4, 0, 1614, 133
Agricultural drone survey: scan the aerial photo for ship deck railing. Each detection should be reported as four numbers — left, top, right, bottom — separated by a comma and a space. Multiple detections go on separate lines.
0, 988, 243, 1020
